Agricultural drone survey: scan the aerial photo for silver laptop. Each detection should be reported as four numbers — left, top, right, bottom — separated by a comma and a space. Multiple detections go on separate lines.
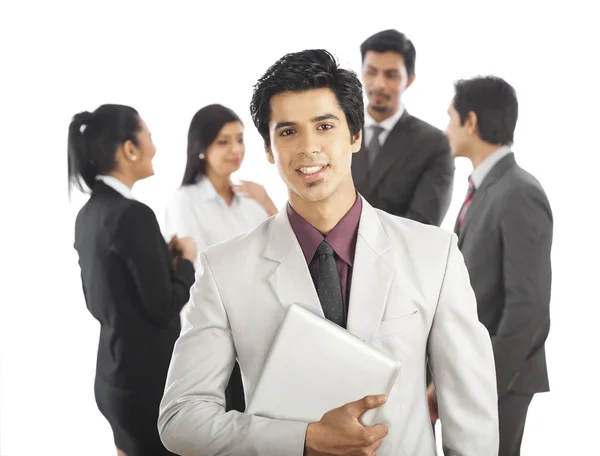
246, 303, 400, 426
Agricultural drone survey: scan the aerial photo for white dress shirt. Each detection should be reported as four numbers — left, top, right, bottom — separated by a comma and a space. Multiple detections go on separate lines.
95, 175, 135, 199
164, 177, 269, 255
470, 145, 513, 189
363, 103, 405, 146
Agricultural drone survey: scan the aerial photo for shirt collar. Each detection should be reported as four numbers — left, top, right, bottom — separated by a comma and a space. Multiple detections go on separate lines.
470, 145, 513, 189
95, 175, 135, 199
287, 193, 362, 267
196, 176, 219, 201
195, 176, 240, 204
364, 103, 405, 132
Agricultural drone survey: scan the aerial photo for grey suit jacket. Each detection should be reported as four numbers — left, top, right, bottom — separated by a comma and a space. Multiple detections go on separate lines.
457, 153, 553, 397
352, 110, 454, 226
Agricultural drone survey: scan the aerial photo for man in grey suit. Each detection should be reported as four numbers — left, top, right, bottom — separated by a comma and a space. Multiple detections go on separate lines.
352, 29, 454, 226
429, 75, 553, 456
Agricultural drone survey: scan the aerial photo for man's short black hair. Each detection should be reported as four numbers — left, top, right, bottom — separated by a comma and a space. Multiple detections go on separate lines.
454, 76, 519, 145
250, 49, 364, 148
360, 29, 416, 77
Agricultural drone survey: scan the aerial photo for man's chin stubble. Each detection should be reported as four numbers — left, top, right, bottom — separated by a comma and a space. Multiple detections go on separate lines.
369, 104, 391, 113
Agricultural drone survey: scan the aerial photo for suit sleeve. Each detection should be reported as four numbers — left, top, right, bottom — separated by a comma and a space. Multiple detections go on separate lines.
403, 137, 454, 226
158, 251, 308, 456
428, 233, 499, 456
111, 203, 196, 327
493, 185, 553, 397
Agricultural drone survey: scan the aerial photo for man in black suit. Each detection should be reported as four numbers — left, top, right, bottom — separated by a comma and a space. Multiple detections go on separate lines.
352, 29, 454, 226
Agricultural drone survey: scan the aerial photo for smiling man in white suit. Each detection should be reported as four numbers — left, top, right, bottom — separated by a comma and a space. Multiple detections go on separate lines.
158, 49, 499, 456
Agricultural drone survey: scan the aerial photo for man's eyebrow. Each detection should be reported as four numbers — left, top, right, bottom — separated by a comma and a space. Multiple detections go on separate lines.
274, 113, 339, 131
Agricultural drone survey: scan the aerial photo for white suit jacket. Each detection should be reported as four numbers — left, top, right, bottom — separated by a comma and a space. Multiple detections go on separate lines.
158, 197, 499, 456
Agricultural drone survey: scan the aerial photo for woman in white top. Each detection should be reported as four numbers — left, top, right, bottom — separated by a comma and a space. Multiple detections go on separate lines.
165, 104, 277, 413
165, 104, 277, 254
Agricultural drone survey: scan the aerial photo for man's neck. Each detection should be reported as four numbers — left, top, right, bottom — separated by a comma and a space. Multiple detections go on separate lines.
367, 105, 399, 123
469, 142, 505, 169
289, 183, 357, 235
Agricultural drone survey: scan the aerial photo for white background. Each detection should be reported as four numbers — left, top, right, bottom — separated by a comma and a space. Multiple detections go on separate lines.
1, 1, 598, 454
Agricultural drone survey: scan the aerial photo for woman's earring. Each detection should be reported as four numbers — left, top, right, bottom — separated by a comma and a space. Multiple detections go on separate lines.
199, 153, 205, 160
131, 156, 137, 161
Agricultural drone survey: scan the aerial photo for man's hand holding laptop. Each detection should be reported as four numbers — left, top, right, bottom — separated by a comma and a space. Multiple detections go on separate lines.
304, 394, 388, 456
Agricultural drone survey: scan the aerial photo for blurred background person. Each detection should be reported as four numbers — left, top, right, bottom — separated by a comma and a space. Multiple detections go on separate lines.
429, 76, 553, 456
69, 104, 197, 456
352, 29, 454, 226
165, 103, 277, 413
165, 104, 277, 252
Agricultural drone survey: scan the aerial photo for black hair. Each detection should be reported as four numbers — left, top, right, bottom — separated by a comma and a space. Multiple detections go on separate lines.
360, 29, 416, 77
453, 76, 519, 145
249, 49, 364, 148
181, 104, 242, 186
67, 104, 141, 194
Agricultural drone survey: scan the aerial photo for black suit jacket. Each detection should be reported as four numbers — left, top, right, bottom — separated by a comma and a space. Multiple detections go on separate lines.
74, 182, 195, 391
457, 153, 552, 397
352, 110, 454, 226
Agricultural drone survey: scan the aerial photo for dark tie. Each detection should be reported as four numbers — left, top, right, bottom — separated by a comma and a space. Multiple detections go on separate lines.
367, 125, 385, 169
457, 177, 475, 232
316, 240, 345, 327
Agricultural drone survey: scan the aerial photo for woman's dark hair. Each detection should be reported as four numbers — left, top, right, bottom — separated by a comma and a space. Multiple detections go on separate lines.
181, 104, 242, 186
67, 104, 141, 194
249, 49, 364, 149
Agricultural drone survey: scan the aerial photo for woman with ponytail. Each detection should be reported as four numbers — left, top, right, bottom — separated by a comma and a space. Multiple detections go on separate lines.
69, 104, 197, 456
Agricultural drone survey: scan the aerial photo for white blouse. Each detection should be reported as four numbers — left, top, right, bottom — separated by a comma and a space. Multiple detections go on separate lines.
164, 177, 270, 255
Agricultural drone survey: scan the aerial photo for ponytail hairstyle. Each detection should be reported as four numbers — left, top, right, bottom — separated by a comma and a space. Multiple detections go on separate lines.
181, 104, 242, 186
67, 104, 141, 195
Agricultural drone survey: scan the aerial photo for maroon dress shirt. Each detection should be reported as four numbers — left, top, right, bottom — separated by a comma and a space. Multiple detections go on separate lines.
286, 195, 362, 324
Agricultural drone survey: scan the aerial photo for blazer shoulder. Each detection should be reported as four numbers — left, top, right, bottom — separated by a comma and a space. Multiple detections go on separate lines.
375, 208, 453, 252
405, 115, 449, 151
75, 190, 138, 228
111, 199, 160, 241
496, 164, 550, 204
408, 115, 446, 138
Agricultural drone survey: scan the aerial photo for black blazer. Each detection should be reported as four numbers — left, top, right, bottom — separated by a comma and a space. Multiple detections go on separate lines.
74, 182, 195, 391
352, 110, 454, 226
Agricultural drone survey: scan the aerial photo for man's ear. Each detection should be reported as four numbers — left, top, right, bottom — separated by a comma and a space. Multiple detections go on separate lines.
351, 129, 362, 154
264, 143, 275, 164
466, 111, 479, 137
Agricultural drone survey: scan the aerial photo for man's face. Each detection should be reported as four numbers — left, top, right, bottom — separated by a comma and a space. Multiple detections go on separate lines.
362, 50, 414, 115
265, 88, 361, 204
444, 101, 472, 158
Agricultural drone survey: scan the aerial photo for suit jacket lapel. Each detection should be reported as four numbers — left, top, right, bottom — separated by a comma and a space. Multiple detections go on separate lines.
458, 153, 517, 247
458, 187, 487, 247
346, 197, 394, 341
367, 111, 413, 193
263, 209, 324, 318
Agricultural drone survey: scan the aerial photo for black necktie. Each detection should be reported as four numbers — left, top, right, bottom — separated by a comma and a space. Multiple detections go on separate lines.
367, 125, 385, 169
316, 240, 345, 327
